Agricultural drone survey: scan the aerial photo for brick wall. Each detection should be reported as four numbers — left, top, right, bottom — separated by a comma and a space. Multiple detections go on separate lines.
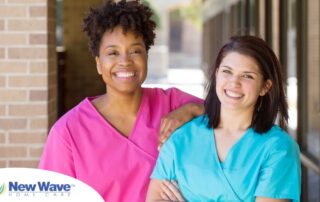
0, 0, 57, 168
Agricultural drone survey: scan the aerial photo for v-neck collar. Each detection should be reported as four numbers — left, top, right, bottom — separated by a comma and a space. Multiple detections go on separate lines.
85, 88, 147, 141
211, 127, 252, 166
206, 126, 248, 201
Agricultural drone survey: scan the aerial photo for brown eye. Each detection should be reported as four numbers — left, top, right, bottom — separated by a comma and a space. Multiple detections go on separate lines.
222, 69, 232, 74
130, 49, 142, 55
107, 51, 117, 56
242, 74, 254, 79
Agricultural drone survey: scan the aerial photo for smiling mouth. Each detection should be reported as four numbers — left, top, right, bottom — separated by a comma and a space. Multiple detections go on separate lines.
115, 72, 135, 78
225, 90, 243, 99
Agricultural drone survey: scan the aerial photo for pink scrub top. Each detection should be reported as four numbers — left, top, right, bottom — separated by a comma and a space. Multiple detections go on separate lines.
39, 87, 202, 202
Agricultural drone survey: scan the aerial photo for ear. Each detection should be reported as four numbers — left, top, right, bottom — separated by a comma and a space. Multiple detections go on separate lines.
95, 56, 102, 75
260, 79, 272, 96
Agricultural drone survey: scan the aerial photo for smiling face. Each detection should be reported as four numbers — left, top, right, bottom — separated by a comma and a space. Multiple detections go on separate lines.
95, 26, 148, 95
215, 52, 272, 113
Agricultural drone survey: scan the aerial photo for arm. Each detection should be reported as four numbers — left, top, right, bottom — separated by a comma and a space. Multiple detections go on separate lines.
146, 179, 185, 202
38, 126, 76, 177
254, 134, 301, 201
146, 179, 168, 202
158, 103, 204, 149
256, 197, 290, 202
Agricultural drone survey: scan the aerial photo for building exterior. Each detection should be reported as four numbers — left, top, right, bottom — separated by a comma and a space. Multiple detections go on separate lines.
202, 0, 320, 201
0, 0, 56, 168
0, 0, 319, 201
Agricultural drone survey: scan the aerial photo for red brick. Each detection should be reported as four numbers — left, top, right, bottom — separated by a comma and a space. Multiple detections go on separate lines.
9, 132, 46, 144
0, 105, 5, 116
0, 33, 27, 45
0, 161, 6, 168
8, 0, 46, 3
9, 103, 47, 116
0, 89, 27, 101
29, 61, 48, 73
9, 75, 47, 87
0, 48, 4, 58
0, 6, 27, 18
0, 146, 27, 158
8, 47, 47, 59
29, 118, 48, 129
0, 61, 28, 74
0, 20, 4, 31
0, 76, 5, 87
29, 33, 47, 45
8, 19, 46, 31
0, 118, 27, 130
30, 90, 48, 101
0, 132, 6, 143
29, 146, 44, 157
9, 160, 39, 168
30, 6, 47, 17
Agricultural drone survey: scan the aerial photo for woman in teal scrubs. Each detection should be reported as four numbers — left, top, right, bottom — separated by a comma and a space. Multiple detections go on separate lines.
146, 36, 301, 202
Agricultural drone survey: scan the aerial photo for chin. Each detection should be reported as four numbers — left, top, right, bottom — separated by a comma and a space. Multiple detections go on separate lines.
120, 86, 142, 94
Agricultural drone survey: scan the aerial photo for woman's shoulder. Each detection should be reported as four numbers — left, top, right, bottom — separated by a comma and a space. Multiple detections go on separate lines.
52, 97, 94, 129
259, 125, 300, 152
166, 115, 209, 145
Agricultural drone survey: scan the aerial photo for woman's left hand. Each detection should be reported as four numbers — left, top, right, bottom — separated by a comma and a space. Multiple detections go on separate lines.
160, 180, 185, 202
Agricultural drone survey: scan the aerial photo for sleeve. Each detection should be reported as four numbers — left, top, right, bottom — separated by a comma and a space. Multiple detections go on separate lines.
150, 137, 176, 181
254, 139, 301, 201
166, 87, 203, 110
38, 125, 76, 178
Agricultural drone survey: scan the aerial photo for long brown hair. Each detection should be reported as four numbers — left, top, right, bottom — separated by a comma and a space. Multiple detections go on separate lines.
204, 35, 288, 133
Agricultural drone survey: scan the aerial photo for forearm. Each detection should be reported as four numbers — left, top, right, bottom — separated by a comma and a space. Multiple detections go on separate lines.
147, 179, 185, 202
185, 103, 204, 117
146, 180, 164, 202
256, 197, 290, 202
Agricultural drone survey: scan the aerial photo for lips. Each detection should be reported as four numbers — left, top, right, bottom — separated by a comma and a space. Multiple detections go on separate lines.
114, 71, 135, 78
225, 90, 243, 99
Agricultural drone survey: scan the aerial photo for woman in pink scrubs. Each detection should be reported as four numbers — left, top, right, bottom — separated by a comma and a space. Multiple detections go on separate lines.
38, 0, 203, 201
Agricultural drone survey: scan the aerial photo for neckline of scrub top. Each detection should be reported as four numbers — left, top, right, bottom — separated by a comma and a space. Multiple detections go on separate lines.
211, 127, 253, 166
205, 126, 245, 201
85, 88, 147, 142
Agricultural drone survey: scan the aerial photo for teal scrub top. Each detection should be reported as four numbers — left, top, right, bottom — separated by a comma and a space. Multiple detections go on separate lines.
151, 115, 301, 202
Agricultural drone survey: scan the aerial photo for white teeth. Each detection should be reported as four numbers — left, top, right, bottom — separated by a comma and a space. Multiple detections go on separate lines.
115, 72, 135, 78
225, 90, 242, 98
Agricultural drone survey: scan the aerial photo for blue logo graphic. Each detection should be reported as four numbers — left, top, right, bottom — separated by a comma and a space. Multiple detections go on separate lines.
0, 183, 6, 195
8, 181, 72, 192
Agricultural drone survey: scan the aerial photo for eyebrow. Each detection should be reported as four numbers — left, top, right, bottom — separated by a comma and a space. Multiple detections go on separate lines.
220, 65, 259, 75
103, 42, 144, 50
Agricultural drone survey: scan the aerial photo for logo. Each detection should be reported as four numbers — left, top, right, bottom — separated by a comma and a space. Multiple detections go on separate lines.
0, 183, 6, 195
0, 168, 104, 202
8, 181, 72, 192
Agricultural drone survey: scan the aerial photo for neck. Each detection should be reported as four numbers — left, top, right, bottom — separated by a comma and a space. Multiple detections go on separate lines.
218, 108, 253, 131
101, 88, 143, 116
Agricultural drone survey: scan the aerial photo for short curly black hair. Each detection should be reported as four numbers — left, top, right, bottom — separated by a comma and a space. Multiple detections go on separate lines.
83, 0, 157, 57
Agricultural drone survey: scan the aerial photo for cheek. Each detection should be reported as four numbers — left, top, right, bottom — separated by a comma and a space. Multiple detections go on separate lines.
215, 77, 225, 90
247, 82, 264, 97
139, 61, 148, 75
139, 57, 148, 68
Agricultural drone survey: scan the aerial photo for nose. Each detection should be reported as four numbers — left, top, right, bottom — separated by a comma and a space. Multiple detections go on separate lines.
118, 53, 132, 66
229, 75, 241, 87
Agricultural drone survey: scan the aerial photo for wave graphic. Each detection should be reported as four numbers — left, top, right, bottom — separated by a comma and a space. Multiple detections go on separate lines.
0, 183, 6, 194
